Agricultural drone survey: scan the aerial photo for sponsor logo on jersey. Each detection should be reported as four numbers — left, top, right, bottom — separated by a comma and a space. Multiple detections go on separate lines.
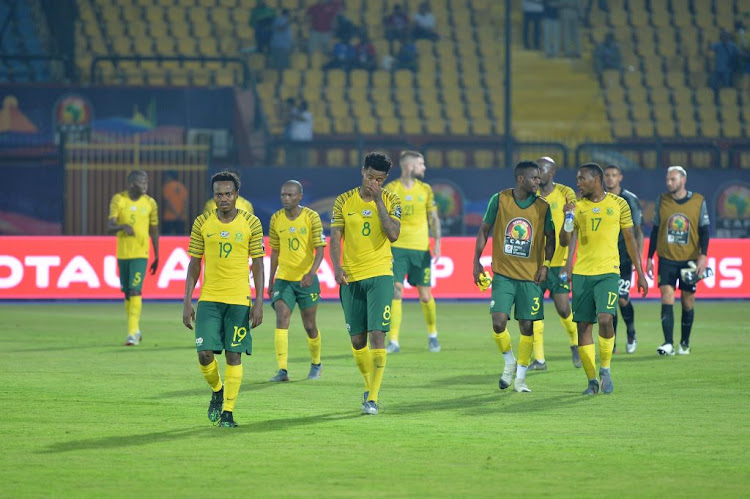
220, 231, 230, 238
504, 217, 533, 258
362, 210, 372, 217
667, 213, 690, 245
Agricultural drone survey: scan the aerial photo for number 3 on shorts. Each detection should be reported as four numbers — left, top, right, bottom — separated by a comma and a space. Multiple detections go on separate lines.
531, 296, 540, 315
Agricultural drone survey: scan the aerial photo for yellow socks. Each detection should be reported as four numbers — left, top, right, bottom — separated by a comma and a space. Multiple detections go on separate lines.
390, 299, 402, 344
579, 344, 596, 380
369, 349, 387, 403
599, 335, 615, 369
493, 330, 512, 353
307, 330, 322, 365
274, 328, 289, 370
422, 297, 438, 336
559, 313, 577, 346
223, 364, 243, 413
198, 359, 223, 392
124, 298, 130, 319
352, 345, 372, 391
532, 320, 545, 362
518, 334, 533, 367
127, 295, 142, 334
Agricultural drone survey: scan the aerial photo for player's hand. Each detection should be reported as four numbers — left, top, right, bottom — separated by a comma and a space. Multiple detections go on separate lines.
432, 241, 441, 263
534, 265, 549, 285
122, 225, 135, 236
695, 255, 707, 279
365, 179, 382, 200
149, 258, 159, 275
250, 301, 263, 328
646, 258, 654, 280
473, 261, 484, 285
637, 273, 649, 298
335, 267, 348, 285
300, 271, 314, 288
182, 302, 195, 329
267, 280, 274, 299
563, 200, 576, 214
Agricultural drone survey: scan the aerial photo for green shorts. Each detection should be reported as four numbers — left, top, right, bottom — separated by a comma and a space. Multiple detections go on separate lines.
571, 273, 619, 323
118, 258, 147, 294
271, 276, 321, 312
194, 301, 252, 355
490, 274, 544, 321
541, 266, 571, 295
392, 247, 432, 287
339, 275, 394, 335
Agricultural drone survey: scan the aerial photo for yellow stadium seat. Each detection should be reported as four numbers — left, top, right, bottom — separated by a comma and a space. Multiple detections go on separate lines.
372, 70, 391, 87
398, 102, 420, 118
326, 69, 347, 88
313, 116, 331, 135
445, 150, 467, 169
634, 120, 654, 138
425, 150, 443, 169
449, 118, 470, 135
379, 117, 400, 135
612, 119, 633, 138
700, 119, 720, 137
394, 69, 414, 88
472, 118, 493, 135
676, 119, 697, 137
281, 69, 301, 87
326, 149, 346, 167
721, 115, 743, 138
655, 118, 675, 137
357, 118, 377, 135
349, 69, 369, 87
402, 118, 423, 135
425, 119, 446, 135
474, 150, 496, 169
334, 116, 356, 134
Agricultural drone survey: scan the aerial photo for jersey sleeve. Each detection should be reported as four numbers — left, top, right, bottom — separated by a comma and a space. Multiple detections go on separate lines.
652, 196, 662, 226
248, 215, 265, 258
482, 193, 499, 227
387, 191, 401, 220
618, 197, 634, 229
108, 194, 120, 220
544, 204, 554, 233
426, 184, 437, 213
188, 215, 206, 258
310, 210, 327, 247
149, 197, 159, 226
562, 185, 577, 203
629, 194, 643, 228
331, 194, 345, 228
268, 213, 280, 250
699, 198, 710, 227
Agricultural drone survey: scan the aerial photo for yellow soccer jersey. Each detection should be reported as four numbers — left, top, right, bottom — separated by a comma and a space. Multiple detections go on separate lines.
385, 179, 436, 251
188, 209, 265, 306
539, 183, 577, 266
109, 191, 158, 259
573, 193, 633, 276
203, 196, 254, 215
331, 187, 401, 282
269, 207, 327, 281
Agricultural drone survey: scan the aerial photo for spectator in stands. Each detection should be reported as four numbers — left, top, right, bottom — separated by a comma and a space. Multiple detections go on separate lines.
708, 30, 741, 94
542, 0, 561, 58
522, 0, 544, 50
269, 9, 294, 70
735, 21, 750, 74
384, 4, 410, 45
162, 170, 188, 235
335, 11, 359, 43
594, 32, 622, 74
395, 35, 418, 71
286, 100, 313, 167
355, 30, 377, 71
250, 0, 276, 54
323, 38, 356, 70
584, 0, 607, 28
281, 97, 297, 139
413, 2, 439, 41
559, 0, 583, 58
306, 0, 341, 54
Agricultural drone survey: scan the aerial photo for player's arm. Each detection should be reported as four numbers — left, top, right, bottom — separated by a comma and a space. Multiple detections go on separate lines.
646, 196, 661, 279
182, 256, 202, 329
330, 226, 347, 285
107, 195, 134, 236
268, 248, 279, 299
149, 224, 160, 274
302, 212, 327, 288
473, 193, 498, 284
375, 194, 400, 242
535, 209, 555, 285
250, 255, 264, 328
428, 209, 442, 261
695, 198, 711, 277
559, 200, 576, 247
302, 246, 325, 288
623, 227, 648, 297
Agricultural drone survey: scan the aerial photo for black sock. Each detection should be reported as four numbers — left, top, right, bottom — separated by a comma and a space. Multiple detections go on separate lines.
681, 308, 694, 346
621, 302, 636, 342
661, 304, 674, 344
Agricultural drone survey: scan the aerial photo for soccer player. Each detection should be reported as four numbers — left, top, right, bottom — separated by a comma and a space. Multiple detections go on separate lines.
384, 151, 442, 354
182, 171, 265, 428
473, 161, 555, 393
202, 169, 254, 215
604, 164, 644, 354
330, 152, 401, 415
560, 163, 647, 395
267, 180, 327, 382
529, 156, 581, 371
107, 170, 159, 346
646, 166, 710, 356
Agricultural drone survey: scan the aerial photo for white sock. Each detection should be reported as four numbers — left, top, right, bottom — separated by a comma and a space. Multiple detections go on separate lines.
516, 364, 528, 379
390, 340, 399, 346
536, 359, 546, 364
503, 351, 515, 364
428, 333, 438, 338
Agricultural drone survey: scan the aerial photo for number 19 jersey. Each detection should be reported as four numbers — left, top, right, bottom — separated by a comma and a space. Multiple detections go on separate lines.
188, 209, 265, 305
269, 207, 327, 281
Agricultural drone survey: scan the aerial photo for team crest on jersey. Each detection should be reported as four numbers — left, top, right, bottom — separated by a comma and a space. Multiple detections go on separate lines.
504, 217, 533, 258
289, 227, 297, 233
362, 209, 372, 217
667, 213, 690, 245
606, 207, 614, 216
220, 231, 230, 238
300, 227, 307, 235
592, 207, 601, 214
235, 232, 243, 241
405, 195, 413, 201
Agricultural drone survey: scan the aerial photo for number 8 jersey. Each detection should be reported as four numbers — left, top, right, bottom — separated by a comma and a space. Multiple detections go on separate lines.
269, 206, 327, 281
188, 209, 265, 305
573, 192, 633, 276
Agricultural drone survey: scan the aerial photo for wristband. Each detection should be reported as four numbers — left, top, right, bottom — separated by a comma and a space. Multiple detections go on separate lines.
543, 259, 551, 268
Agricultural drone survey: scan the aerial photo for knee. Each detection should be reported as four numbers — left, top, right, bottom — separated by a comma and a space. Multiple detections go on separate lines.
492, 320, 507, 334
618, 297, 629, 307
419, 291, 432, 303
198, 351, 214, 365
303, 323, 317, 336
598, 313, 614, 328
351, 336, 367, 350
393, 283, 404, 299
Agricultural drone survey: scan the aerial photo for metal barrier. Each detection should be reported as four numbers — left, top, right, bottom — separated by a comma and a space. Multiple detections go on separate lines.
0, 54, 70, 82
63, 135, 211, 235
423, 140, 569, 168
268, 138, 419, 168
575, 142, 724, 169
90, 55, 251, 87
728, 145, 750, 170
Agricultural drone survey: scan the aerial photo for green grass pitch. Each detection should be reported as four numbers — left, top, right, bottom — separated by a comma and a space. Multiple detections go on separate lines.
1, 300, 748, 497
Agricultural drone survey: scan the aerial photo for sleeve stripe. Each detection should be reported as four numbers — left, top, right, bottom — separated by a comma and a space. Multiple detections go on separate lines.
248, 215, 265, 257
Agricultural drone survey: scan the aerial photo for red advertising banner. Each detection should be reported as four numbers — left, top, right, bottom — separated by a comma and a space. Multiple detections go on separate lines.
0, 237, 748, 299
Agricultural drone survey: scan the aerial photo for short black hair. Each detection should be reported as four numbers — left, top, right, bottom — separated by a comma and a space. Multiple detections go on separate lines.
514, 160, 539, 178
282, 179, 303, 194
363, 151, 393, 173
580, 162, 604, 183
211, 170, 240, 191
604, 164, 621, 173
127, 170, 147, 183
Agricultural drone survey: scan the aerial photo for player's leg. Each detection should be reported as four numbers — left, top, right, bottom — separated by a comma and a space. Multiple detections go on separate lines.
362, 276, 394, 413
593, 274, 618, 394
552, 291, 581, 367
118, 259, 131, 341
269, 279, 296, 381
491, 275, 517, 390
619, 286, 637, 353
657, 259, 679, 355
219, 304, 252, 427
572, 274, 599, 394
125, 259, 147, 345
514, 320, 534, 392
416, 250, 439, 351
387, 248, 409, 352
678, 288, 696, 355
514, 281, 543, 391
342, 281, 372, 406
300, 305, 322, 378
529, 270, 552, 369
195, 301, 225, 422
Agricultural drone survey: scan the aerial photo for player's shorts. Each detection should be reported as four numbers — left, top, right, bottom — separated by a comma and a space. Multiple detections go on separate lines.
658, 257, 696, 293
118, 258, 147, 294
392, 247, 432, 287
339, 275, 394, 335
618, 257, 633, 299
571, 273, 619, 323
194, 301, 252, 355
271, 276, 321, 312
489, 273, 544, 321
540, 266, 571, 295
